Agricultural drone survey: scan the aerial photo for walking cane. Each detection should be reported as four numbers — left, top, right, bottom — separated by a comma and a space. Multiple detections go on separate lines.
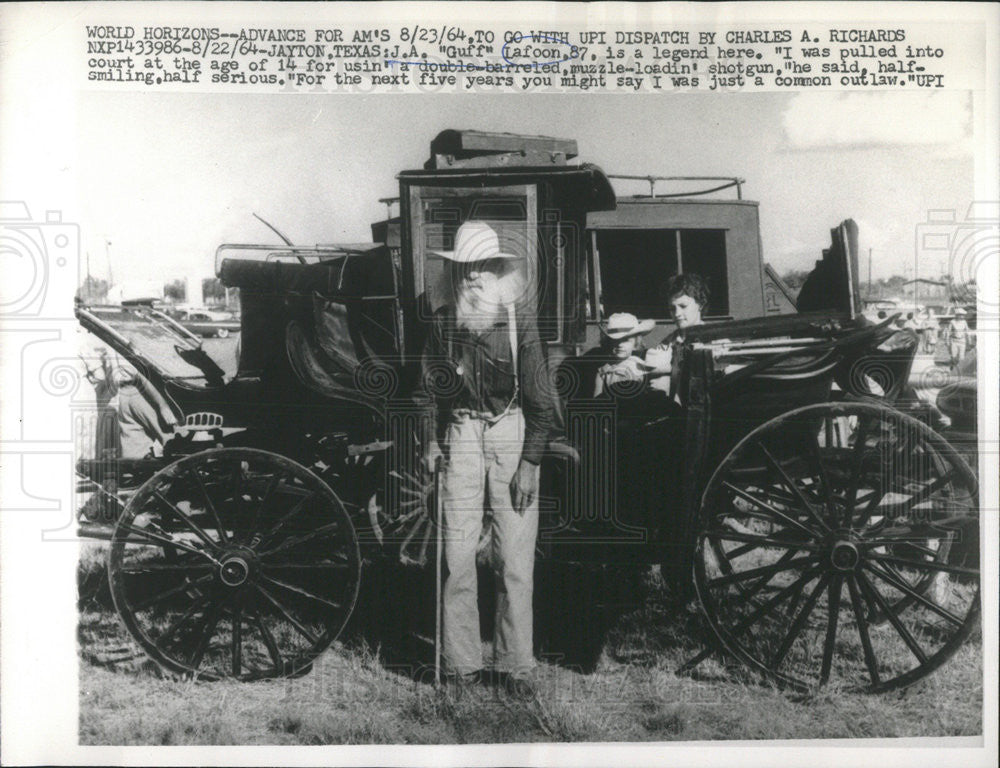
433, 455, 443, 688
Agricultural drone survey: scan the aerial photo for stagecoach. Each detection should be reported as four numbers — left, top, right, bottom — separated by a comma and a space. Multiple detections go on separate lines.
76, 130, 980, 692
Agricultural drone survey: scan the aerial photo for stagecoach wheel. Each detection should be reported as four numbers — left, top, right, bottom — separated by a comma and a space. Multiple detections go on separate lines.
367, 459, 435, 568
216, 328, 230, 339
693, 402, 979, 693
108, 448, 361, 681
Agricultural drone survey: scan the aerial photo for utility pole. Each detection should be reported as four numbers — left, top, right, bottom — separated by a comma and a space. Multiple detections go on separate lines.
105, 238, 114, 287
868, 247, 872, 295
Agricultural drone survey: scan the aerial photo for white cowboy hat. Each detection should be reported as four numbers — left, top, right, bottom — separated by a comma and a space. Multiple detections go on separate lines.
637, 346, 673, 373
430, 221, 520, 263
601, 312, 655, 340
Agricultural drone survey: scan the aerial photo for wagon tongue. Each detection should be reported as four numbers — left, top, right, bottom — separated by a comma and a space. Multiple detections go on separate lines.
795, 219, 862, 319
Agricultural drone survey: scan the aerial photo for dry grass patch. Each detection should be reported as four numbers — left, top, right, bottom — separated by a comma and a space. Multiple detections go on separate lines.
79, 552, 983, 744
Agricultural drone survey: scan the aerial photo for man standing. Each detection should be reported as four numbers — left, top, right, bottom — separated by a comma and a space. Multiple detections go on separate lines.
947, 307, 970, 366
415, 221, 552, 696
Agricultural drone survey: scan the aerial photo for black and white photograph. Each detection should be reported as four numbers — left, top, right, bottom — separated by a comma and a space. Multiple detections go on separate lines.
1, 2, 997, 765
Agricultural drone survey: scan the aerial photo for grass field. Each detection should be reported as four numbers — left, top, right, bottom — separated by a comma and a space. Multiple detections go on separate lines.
78, 541, 983, 746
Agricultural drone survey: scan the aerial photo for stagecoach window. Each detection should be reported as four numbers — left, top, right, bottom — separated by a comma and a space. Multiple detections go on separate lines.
594, 228, 729, 318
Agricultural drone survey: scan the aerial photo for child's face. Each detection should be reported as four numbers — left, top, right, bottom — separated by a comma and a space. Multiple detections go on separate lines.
670, 293, 703, 329
613, 336, 636, 359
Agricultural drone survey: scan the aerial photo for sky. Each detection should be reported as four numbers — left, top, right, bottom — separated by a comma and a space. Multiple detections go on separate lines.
72, 90, 974, 288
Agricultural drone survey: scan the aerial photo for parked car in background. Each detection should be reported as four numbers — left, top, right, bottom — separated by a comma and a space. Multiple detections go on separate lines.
174, 308, 241, 338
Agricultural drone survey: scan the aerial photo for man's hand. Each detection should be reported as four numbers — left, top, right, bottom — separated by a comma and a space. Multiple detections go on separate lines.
422, 442, 443, 475
509, 459, 538, 516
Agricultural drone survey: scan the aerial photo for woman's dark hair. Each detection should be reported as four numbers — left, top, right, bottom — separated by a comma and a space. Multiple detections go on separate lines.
664, 273, 710, 309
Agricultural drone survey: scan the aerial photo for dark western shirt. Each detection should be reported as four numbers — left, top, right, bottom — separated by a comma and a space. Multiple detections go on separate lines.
415, 306, 553, 465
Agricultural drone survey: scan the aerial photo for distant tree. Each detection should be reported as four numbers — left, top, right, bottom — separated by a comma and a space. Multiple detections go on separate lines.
779, 269, 813, 296
163, 279, 186, 301
883, 274, 907, 294
951, 278, 976, 304
202, 277, 226, 304
76, 276, 108, 303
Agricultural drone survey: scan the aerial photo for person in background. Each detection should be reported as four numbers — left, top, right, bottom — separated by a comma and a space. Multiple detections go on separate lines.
947, 307, 970, 366
921, 307, 938, 354
643, 273, 711, 398
101, 348, 178, 459
593, 312, 655, 397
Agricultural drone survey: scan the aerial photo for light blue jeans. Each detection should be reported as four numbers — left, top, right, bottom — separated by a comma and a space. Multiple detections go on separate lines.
440, 408, 539, 677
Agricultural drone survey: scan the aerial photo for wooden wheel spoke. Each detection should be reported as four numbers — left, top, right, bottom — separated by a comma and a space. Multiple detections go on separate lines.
717, 497, 814, 536
231, 605, 243, 677
259, 492, 316, 546
805, 435, 836, 527
248, 471, 286, 537
860, 538, 944, 558
120, 561, 213, 574
131, 573, 213, 612
400, 516, 427, 550
819, 575, 843, 684
847, 575, 881, 686
230, 460, 245, 519
725, 565, 824, 638
707, 555, 817, 589
254, 584, 320, 646
742, 549, 803, 604
251, 610, 283, 670
259, 521, 341, 558
725, 529, 805, 559
720, 482, 818, 538
189, 600, 223, 671
770, 573, 831, 670
417, 517, 434, 564
869, 553, 978, 578
707, 528, 820, 552
188, 467, 229, 544
385, 505, 427, 530
864, 562, 965, 626
758, 443, 825, 531
259, 574, 343, 612
155, 595, 211, 647
152, 490, 220, 551
881, 471, 959, 519
708, 536, 731, 573
117, 522, 219, 563
726, 540, 761, 559
852, 480, 888, 531
843, 415, 872, 519
390, 469, 424, 487
855, 571, 928, 664
260, 561, 351, 570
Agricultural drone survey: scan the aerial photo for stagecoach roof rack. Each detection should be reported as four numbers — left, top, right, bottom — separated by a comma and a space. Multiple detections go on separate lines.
426, 129, 578, 169
609, 174, 745, 200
